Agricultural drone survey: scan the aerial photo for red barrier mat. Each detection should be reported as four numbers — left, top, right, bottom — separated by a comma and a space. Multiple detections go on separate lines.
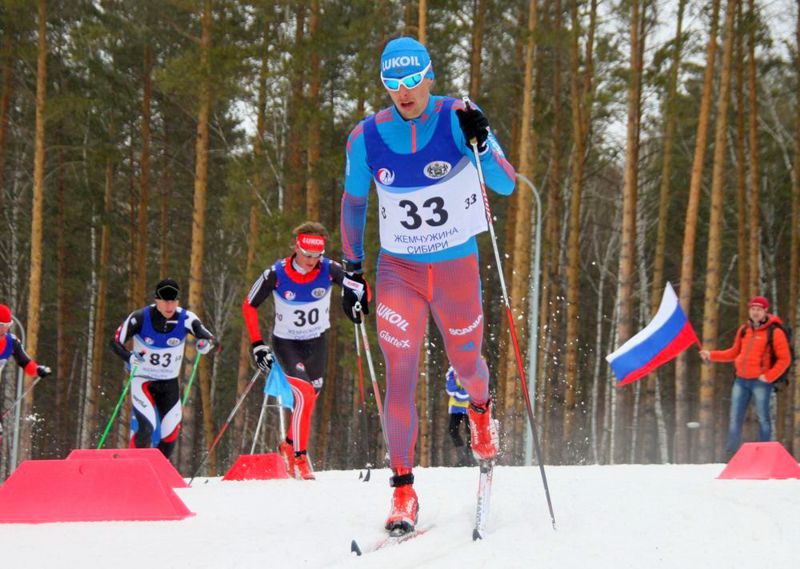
223, 453, 289, 481
0, 459, 193, 523
67, 448, 188, 488
718, 442, 800, 480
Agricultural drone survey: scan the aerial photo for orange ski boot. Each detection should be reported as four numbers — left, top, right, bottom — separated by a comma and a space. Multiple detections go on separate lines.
385, 468, 418, 535
468, 399, 500, 461
293, 451, 316, 480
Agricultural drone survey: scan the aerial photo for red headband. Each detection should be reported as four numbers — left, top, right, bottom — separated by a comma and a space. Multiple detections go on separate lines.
296, 233, 326, 254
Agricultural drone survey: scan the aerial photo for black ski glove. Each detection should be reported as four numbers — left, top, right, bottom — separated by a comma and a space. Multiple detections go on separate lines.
342, 261, 370, 324
456, 103, 490, 153
36, 365, 52, 378
251, 341, 274, 371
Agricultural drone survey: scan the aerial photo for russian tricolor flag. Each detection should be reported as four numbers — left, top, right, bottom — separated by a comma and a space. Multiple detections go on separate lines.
606, 282, 700, 386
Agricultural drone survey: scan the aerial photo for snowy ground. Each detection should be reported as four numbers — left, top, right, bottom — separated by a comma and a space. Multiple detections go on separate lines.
0, 462, 797, 569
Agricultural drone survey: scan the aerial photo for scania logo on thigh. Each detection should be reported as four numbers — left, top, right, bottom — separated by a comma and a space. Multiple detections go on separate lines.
424, 161, 451, 179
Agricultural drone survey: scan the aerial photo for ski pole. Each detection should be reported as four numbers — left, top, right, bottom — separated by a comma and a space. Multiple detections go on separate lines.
354, 324, 372, 479
1, 375, 46, 421
97, 364, 138, 449
356, 314, 389, 453
181, 350, 203, 406
250, 392, 269, 454
190, 368, 262, 483
463, 96, 556, 529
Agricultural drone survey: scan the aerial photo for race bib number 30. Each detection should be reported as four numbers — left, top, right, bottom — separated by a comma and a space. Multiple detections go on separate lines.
376, 158, 487, 255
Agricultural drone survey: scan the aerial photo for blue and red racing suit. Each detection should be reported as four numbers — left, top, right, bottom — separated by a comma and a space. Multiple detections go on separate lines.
341, 96, 515, 468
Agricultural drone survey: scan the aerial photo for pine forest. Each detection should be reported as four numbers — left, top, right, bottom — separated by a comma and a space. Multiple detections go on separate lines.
0, 0, 798, 478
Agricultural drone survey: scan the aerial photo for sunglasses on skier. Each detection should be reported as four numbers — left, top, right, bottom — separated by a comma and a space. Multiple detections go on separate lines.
381, 62, 432, 92
297, 246, 324, 259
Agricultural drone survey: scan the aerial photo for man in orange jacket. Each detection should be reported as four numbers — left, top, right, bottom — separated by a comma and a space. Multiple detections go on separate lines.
699, 296, 791, 454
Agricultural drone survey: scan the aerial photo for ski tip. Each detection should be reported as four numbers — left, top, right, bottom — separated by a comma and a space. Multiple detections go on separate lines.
363, 468, 371, 482
472, 528, 483, 541
350, 539, 362, 556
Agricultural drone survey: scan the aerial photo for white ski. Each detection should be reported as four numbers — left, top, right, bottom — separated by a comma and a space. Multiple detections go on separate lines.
472, 460, 494, 540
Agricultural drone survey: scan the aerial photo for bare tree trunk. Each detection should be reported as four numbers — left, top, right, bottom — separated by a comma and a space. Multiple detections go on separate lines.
643, 0, 686, 463
135, 44, 153, 306
699, 0, 737, 463
0, 28, 15, 211
734, 1, 749, 324
83, 147, 114, 449
674, 0, 720, 463
791, 0, 800, 456
159, 116, 172, 279
468, 0, 486, 99
184, 0, 214, 474
537, 0, 564, 462
234, 28, 269, 449
501, 0, 538, 462
613, 0, 644, 463
55, 147, 69, 455
746, 0, 761, 297
418, 0, 427, 44
563, 0, 596, 455
305, 0, 321, 221
284, 2, 306, 215
20, 0, 48, 462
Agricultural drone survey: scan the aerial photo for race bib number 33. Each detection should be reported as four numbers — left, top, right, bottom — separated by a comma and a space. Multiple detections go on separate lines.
376, 158, 487, 255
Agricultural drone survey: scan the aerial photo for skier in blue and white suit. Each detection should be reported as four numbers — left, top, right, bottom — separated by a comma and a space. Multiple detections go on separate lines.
111, 278, 216, 460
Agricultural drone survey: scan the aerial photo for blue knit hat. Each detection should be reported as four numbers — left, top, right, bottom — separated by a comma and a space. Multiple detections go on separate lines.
380, 37, 435, 80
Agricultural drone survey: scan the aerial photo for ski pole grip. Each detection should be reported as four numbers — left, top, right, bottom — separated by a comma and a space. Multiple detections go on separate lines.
461, 96, 479, 148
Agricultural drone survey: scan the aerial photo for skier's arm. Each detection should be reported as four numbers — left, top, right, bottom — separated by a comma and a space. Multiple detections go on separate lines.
109, 309, 144, 363
451, 101, 516, 196
184, 310, 215, 341
329, 260, 346, 286
242, 267, 278, 344
341, 122, 372, 264
10, 336, 42, 377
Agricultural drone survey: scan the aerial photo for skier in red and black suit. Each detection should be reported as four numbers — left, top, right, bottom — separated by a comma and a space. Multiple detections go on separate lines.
243, 221, 346, 480
110, 279, 216, 460
0, 304, 51, 438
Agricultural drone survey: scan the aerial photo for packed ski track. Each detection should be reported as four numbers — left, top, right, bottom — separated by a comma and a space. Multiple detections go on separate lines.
0, 463, 797, 568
